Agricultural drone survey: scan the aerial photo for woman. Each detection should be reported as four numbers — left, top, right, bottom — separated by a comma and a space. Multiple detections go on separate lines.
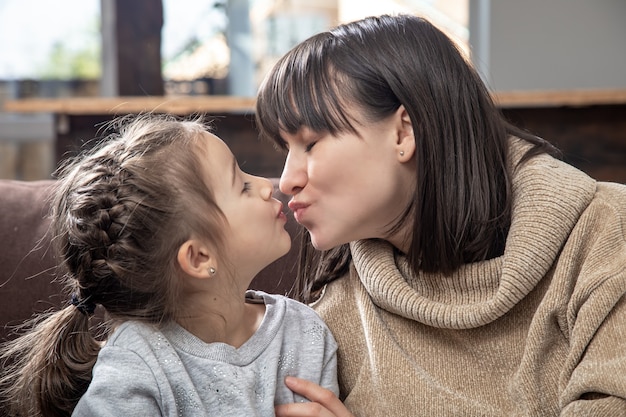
256, 14, 626, 417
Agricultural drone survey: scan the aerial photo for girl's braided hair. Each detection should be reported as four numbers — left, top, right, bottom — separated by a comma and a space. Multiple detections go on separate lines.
0, 114, 226, 416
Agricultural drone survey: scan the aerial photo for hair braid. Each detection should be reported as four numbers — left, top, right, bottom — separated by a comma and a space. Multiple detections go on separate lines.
1, 114, 229, 416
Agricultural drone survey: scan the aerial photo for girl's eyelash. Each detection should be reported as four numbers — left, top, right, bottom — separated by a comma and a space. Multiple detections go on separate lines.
242, 182, 251, 193
305, 141, 317, 152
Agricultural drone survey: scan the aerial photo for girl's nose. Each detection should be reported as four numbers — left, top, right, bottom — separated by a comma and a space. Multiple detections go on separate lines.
257, 176, 274, 200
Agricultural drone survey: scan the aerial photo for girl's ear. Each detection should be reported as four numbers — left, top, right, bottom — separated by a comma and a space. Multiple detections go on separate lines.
177, 239, 216, 279
395, 105, 416, 162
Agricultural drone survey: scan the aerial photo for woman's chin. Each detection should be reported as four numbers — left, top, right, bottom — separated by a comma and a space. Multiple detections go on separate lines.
310, 235, 342, 251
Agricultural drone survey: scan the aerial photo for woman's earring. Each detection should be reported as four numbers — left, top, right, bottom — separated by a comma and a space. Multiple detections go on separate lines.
209, 267, 216, 276
400, 151, 405, 156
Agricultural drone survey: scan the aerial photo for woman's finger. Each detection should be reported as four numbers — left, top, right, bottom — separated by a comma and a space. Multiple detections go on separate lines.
279, 376, 354, 417
275, 401, 335, 417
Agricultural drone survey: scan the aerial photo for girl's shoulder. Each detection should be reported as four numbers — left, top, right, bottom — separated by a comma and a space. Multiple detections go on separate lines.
105, 320, 165, 350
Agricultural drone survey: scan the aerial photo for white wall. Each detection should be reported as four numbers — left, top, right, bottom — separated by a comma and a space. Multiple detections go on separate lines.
470, 0, 626, 91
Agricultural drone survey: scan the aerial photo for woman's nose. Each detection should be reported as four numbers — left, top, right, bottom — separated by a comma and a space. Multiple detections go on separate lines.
279, 152, 306, 196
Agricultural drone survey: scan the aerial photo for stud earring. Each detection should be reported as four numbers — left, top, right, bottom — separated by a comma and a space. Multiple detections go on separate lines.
209, 267, 216, 275
400, 151, 405, 156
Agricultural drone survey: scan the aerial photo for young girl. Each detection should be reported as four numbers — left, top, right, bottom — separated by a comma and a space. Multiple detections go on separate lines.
0, 114, 338, 417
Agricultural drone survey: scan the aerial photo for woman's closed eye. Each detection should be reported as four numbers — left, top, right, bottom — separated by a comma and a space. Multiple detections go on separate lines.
305, 141, 317, 152
242, 182, 251, 193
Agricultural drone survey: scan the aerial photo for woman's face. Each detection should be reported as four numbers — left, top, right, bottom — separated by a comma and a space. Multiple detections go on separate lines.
279, 107, 416, 253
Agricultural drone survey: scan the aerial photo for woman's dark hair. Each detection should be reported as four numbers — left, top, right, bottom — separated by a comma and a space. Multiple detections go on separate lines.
0, 114, 227, 416
256, 14, 559, 302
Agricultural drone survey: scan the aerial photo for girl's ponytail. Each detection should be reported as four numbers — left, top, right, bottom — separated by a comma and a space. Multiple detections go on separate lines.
0, 301, 100, 417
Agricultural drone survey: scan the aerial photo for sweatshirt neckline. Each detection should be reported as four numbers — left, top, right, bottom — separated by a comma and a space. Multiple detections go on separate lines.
163, 291, 284, 364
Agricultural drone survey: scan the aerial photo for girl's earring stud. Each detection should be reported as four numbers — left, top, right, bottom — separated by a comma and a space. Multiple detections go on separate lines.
209, 267, 216, 275
400, 151, 405, 156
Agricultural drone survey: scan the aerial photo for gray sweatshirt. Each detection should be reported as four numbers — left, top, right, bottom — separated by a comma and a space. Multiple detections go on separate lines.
72, 291, 338, 416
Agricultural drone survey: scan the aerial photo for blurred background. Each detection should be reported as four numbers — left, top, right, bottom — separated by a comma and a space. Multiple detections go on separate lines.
0, 0, 625, 182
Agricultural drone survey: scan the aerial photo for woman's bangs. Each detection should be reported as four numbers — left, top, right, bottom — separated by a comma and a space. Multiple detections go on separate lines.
257, 39, 355, 150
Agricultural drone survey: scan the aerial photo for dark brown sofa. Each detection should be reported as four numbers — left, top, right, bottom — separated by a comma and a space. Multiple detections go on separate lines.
0, 179, 301, 342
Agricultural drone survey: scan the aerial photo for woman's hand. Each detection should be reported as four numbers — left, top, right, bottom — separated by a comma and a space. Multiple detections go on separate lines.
275, 377, 354, 417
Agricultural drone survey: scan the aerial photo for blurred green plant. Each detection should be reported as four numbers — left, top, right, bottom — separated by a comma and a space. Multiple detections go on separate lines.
37, 17, 101, 80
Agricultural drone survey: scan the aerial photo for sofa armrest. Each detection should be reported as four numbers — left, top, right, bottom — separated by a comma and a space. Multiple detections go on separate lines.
0, 180, 62, 342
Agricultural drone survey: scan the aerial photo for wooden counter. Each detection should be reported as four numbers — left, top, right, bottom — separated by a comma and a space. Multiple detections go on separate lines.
2, 95, 275, 176
493, 88, 626, 108
3, 95, 256, 115
6, 89, 626, 114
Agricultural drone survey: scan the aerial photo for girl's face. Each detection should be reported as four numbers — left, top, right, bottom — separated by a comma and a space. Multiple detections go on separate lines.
202, 133, 291, 277
278, 107, 416, 253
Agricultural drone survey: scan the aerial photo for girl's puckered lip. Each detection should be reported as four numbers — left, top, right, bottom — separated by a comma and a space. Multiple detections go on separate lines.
275, 201, 287, 219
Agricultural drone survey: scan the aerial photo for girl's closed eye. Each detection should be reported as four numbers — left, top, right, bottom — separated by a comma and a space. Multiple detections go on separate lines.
242, 182, 251, 193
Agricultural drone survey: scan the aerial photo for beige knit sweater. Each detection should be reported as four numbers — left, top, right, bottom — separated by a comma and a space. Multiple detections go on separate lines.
313, 141, 626, 416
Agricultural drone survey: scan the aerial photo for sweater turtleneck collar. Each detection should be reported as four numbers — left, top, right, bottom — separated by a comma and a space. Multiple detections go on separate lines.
350, 139, 597, 329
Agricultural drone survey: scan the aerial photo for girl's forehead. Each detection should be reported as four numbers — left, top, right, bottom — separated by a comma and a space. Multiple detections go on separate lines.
200, 131, 229, 153
200, 130, 221, 143
198, 131, 235, 179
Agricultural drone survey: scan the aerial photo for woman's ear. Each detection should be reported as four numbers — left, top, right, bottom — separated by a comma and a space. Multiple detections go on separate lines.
395, 105, 416, 162
177, 239, 216, 279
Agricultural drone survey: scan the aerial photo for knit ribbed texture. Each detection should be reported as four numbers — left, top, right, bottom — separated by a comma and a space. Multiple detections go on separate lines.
314, 140, 626, 416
